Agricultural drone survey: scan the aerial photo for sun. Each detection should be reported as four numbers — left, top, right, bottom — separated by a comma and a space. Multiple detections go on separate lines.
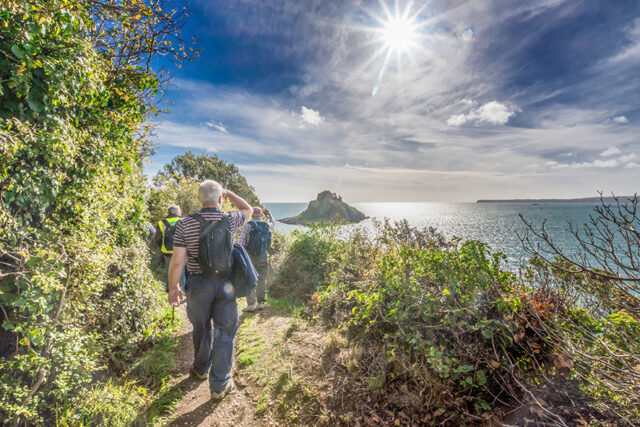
380, 13, 419, 54
365, 1, 426, 95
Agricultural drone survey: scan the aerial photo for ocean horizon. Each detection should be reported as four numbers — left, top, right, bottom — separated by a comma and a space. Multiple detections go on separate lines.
264, 202, 603, 267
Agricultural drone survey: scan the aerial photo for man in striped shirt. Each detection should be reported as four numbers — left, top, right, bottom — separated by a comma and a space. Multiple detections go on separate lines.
168, 180, 252, 401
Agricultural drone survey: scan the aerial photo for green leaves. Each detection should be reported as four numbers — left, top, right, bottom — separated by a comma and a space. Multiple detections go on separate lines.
11, 44, 25, 59
27, 96, 44, 112
476, 369, 487, 386
0, 1, 179, 423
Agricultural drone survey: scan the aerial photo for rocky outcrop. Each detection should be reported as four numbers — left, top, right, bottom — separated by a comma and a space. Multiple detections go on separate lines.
279, 191, 367, 225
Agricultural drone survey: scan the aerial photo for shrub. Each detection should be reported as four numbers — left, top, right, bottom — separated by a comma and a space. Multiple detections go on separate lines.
276, 220, 639, 424
0, 1, 191, 423
269, 226, 341, 303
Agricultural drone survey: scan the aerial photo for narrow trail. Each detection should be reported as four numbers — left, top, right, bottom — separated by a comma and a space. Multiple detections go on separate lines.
166, 304, 291, 427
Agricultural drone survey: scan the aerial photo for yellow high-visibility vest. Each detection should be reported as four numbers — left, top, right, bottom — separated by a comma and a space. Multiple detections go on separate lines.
158, 216, 180, 254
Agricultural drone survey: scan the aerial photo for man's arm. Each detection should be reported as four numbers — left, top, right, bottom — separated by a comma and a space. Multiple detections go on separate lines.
168, 247, 186, 306
264, 209, 275, 229
223, 189, 252, 221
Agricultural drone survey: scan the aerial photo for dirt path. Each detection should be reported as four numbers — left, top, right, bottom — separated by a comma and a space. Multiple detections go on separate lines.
166, 304, 291, 427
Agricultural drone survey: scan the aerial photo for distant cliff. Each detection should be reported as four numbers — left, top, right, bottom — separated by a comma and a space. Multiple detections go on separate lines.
477, 196, 632, 204
279, 191, 367, 225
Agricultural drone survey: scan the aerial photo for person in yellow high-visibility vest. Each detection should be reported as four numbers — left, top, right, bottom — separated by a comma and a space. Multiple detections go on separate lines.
152, 205, 185, 291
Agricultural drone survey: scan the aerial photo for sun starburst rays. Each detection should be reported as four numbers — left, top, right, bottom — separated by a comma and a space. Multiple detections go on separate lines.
362, 1, 427, 96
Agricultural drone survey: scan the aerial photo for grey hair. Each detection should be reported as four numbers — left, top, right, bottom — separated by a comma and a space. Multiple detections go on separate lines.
167, 205, 181, 216
198, 180, 223, 205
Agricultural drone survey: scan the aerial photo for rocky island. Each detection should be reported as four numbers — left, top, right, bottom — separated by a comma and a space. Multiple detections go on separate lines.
279, 190, 367, 225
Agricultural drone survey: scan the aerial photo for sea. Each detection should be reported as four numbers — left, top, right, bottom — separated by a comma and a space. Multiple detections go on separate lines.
263, 202, 604, 268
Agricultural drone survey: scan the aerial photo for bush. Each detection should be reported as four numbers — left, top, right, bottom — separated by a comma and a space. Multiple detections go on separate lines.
275, 220, 639, 424
269, 226, 341, 303
0, 1, 189, 423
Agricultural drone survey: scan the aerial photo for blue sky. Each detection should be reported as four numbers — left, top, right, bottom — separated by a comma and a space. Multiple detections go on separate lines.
147, 0, 640, 202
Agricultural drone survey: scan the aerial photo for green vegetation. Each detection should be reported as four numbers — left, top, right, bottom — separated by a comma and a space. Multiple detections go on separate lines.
56, 319, 183, 426
268, 219, 640, 425
236, 316, 267, 369
147, 176, 201, 225
234, 300, 322, 426
153, 151, 262, 209
0, 0, 195, 424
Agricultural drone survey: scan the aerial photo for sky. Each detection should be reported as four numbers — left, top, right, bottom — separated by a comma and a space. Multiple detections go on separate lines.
147, 0, 640, 202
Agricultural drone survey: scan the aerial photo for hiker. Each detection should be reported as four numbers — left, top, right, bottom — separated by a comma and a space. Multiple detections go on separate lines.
167, 180, 252, 401
152, 205, 185, 291
237, 207, 274, 312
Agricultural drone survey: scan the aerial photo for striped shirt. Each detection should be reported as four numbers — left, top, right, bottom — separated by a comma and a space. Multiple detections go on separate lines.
173, 208, 247, 274
237, 215, 275, 247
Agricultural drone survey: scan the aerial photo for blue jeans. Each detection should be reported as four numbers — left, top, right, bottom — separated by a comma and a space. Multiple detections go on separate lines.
185, 274, 238, 393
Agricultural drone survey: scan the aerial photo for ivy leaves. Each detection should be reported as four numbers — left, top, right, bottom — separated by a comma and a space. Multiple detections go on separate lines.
10, 43, 25, 59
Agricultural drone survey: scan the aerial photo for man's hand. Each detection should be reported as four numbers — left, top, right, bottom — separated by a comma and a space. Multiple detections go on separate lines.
168, 286, 184, 307
222, 188, 252, 220
167, 247, 187, 306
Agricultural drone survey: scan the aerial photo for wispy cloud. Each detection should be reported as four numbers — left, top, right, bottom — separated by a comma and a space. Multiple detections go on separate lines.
205, 121, 229, 133
152, 0, 640, 201
601, 147, 621, 157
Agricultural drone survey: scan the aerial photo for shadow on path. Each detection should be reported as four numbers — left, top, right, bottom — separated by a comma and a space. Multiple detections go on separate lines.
168, 398, 214, 427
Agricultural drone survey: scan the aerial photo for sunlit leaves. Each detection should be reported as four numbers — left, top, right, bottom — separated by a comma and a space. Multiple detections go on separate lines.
0, 0, 188, 423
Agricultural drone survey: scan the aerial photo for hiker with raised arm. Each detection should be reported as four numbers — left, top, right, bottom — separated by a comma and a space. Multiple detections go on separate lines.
152, 205, 185, 291
167, 180, 252, 402
237, 207, 274, 312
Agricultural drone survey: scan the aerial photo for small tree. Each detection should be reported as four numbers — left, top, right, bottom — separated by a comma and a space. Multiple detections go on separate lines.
520, 193, 640, 318
154, 151, 262, 207
520, 193, 640, 423
147, 176, 201, 226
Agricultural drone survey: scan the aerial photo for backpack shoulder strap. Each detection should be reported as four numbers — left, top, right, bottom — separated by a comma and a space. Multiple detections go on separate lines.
193, 213, 223, 240
190, 212, 205, 224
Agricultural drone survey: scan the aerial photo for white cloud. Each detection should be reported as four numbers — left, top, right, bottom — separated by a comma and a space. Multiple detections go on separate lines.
618, 153, 636, 162
600, 147, 620, 157
446, 114, 468, 126
613, 115, 629, 124
606, 19, 640, 65
205, 121, 229, 133
299, 106, 324, 126
549, 153, 636, 169
447, 101, 518, 126
556, 159, 619, 168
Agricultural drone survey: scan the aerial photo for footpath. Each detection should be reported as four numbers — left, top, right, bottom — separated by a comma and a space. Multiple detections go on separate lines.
165, 301, 335, 426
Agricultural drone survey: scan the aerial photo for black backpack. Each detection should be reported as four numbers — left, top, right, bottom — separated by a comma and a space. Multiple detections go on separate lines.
161, 219, 177, 251
191, 213, 233, 278
246, 220, 272, 259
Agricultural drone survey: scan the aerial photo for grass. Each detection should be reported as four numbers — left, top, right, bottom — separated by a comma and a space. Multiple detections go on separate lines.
129, 334, 179, 388
57, 379, 148, 426
266, 296, 305, 317
236, 316, 267, 369
57, 304, 183, 426
233, 299, 325, 425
